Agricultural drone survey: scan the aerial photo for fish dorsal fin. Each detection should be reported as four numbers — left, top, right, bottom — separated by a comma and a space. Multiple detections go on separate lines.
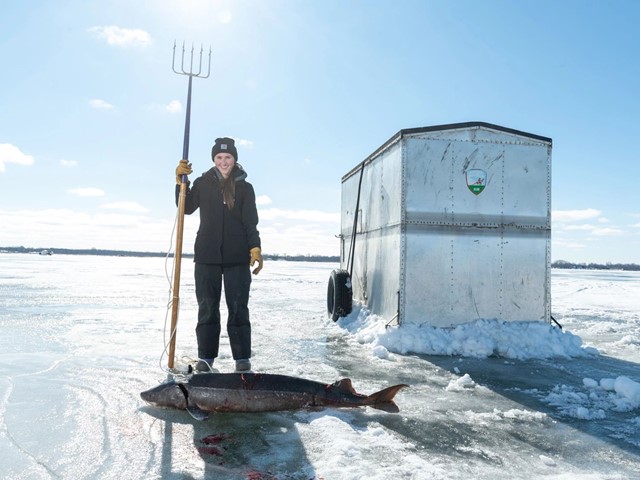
333, 378, 356, 394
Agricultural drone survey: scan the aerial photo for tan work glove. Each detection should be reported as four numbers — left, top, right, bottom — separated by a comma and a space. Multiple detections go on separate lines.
250, 247, 263, 275
175, 159, 192, 184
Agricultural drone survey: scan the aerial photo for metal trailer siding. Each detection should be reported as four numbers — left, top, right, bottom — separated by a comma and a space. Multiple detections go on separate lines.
341, 144, 403, 322
341, 122, 552, 328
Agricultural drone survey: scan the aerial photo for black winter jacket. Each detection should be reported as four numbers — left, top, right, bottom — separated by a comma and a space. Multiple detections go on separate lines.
176, 164, 261, 265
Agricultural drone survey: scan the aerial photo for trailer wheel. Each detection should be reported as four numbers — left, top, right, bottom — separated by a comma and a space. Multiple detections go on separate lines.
327, 269, 353, 321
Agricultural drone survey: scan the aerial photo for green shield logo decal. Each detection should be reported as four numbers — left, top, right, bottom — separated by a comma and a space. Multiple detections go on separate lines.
466, 169, 487, 195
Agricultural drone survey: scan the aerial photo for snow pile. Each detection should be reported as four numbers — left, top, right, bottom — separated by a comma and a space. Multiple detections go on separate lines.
503, 409, 548, 422
336, 304, 599, 360
446, 373, 477, 391
543, 375, 640, 419
614, 334, 640, 347
612, 376, 640, 407
462, 408, 549, 424
539, 455, 557, 467
295, 411, 449, 479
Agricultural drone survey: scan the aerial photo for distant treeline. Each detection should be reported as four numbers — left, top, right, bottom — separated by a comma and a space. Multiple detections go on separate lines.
5, 246, 637, 269
0, 246, 340, 263
552, 260, 640, 271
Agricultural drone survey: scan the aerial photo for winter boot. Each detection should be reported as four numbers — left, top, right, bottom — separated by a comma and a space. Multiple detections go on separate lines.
195, 359, 214, 373
235, 359, 251, 372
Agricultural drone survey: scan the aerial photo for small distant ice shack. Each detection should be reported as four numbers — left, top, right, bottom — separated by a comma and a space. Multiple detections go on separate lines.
327, 122, 552, 328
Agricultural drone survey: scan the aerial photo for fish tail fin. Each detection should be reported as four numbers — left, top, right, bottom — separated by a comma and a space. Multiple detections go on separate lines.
366, 384, 409, 413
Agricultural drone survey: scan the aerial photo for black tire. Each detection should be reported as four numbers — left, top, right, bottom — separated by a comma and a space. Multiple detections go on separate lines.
327, 269, 353, 321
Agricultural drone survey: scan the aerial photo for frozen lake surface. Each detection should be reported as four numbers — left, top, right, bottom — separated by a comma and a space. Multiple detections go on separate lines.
1, 253, 639, 479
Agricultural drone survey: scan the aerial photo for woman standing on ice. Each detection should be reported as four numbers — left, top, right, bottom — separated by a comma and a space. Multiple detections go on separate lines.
175, 137, 263, 373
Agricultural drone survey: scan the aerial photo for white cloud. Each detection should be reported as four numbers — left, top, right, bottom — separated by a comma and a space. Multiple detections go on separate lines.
100, 201, 149, 213
218, 10, 233, 24
88, 26, 152, 48
147, 101, 182, 114
89, 99, 115, 110
0, 144, 34, 172
0, 205, 340, 255
0, 209, 172, 252
556, 220, 625, 237
563, 224, 596, 231
166, 100, 182, 114
154, 1, 237, 30
235, 138, 254, 148
590, 227, 624, 237
68, 187, 105, 197
0, 206, 340, 256
258, 208, 340, 223
259, 223, 340, 256
256, 195, 272, 206
552, 239, 586, 249
552, 208, 601, 222
60, 159, 77, 167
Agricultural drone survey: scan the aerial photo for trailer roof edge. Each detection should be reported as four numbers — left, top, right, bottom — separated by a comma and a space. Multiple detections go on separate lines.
342, 122, 552, 181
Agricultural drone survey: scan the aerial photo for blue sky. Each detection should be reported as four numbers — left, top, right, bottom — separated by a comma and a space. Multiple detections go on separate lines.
1, 0, 639, 262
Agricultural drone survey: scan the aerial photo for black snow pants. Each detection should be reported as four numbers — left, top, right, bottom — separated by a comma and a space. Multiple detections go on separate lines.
194, 263, 252, 360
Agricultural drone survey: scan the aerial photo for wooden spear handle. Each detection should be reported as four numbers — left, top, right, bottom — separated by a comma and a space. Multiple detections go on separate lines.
168, 178, 188, 369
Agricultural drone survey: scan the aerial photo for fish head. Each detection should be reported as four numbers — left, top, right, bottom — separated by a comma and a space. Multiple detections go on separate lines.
140, 381, 188, 409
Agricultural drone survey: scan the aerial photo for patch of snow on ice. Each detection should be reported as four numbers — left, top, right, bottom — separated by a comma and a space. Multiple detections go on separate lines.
543, 375, 640, 419
295, 411, 448, 479
600, 378, 616, 391
371, 345, 389, 359
615, 334, 639, 346
463, 408, 548, 425
539, 455, 557, 466
335, 303, 598, 360
446, 373, 476, 392
614, 376, 640, 407
502, 409, 548, 422
544, 385, 606, 420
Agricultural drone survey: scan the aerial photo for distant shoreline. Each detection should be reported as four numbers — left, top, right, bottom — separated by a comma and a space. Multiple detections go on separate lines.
550, 260, 640, 271
0, 246, 340, 263
2, 247, 639, 270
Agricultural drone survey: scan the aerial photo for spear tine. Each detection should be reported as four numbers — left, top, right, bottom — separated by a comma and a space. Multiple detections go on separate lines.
171, 40, 178, 73
195, 44, 203, 76
181, 41, 187, 75
188, 43, 194, 75
207, 47, 212, 78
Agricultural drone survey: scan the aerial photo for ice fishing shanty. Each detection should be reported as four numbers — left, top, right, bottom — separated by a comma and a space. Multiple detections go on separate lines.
327, 122, 552, 328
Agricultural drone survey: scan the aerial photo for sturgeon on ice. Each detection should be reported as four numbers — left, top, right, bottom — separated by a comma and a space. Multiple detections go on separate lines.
140, 373, 409, 420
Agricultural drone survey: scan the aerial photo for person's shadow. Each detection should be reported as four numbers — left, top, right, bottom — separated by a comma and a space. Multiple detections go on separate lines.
191, 410, 317, 479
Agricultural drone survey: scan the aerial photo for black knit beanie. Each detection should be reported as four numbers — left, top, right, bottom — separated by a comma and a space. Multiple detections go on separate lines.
211, 137, 238, 162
